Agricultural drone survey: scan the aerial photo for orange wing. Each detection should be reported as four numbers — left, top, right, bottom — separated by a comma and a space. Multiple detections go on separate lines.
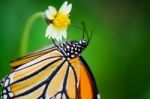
10, 46, 57, 69
70, 56, 99, 99
2, 49, 65, 99
2, 47, 78, 99
2, 45, 99, 99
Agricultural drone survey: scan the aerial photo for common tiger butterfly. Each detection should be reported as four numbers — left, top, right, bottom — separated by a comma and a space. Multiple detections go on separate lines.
0, 23, 100, 99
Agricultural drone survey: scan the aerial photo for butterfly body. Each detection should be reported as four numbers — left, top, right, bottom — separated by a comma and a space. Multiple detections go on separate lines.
1, 40, 100, 99
58, 40, 88, 59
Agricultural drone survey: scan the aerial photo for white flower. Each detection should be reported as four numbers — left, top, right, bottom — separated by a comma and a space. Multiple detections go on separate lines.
45, 1, 72, 41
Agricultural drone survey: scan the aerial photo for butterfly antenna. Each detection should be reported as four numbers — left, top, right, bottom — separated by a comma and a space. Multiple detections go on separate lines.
89, 30, 93, 43
70, 24, 91, 41
81, 22, 92, 44
81, 22, 90, 41
82, 26, 85, 39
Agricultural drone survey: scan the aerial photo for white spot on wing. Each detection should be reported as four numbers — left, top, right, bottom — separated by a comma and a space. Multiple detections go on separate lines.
3, 90, 6, 94
3, 94, 7, 99
97, 94, 101, 99
7, 87, 10, 91
9, 93, 13, 97
45, 96, 50, 99
8, 74, 14, 84
4, 79, 9, 87
77, 82, 79, 88
55, 93, 61, 98
2, 78, 5, 82
62, 93, 66, 99
51, 97, 55, 99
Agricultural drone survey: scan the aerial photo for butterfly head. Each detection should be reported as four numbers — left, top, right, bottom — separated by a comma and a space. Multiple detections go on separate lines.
57, 22, 92, 59
59, 39, 88, 59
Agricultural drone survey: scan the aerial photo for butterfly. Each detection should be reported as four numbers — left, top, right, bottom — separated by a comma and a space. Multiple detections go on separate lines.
0, 23, 100, 99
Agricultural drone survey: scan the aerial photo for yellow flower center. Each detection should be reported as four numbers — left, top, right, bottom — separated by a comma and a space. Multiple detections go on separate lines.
53, 13, 70, 29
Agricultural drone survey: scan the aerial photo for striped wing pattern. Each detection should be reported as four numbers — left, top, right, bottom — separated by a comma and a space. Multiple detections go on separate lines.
1, 47, 79, 99
1, 46, 99, 99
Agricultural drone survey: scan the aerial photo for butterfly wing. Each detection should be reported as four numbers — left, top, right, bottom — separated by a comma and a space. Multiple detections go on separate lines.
10, 46, 57, 69
2, 47, 79, 99
69, 56, 100, 99
1, 47, 66, 99
2, 46, 99, 99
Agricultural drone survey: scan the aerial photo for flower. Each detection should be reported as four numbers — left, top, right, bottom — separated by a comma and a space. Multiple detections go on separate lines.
45, 1, 72, 41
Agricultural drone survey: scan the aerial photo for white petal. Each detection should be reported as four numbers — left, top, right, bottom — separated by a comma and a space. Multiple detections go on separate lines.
45, 24, 54, 38
46, 25, 66, 41
53, 29, 59, 39
45, 6, 57, 20
57, 29, 67, 41
56, 31, 62, 41
57, 30, 63, 41
62, 29, 67, 39
48, 6, 57, 15
50, 27, 59, 40
55, 33, 60, 41
59, 1, 68, 13
65, 4, 72, 14
45, 10, 54, 20
59, 1, 72, 14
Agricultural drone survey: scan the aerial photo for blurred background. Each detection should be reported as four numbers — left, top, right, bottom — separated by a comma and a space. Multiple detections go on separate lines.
0, 0, 150, 99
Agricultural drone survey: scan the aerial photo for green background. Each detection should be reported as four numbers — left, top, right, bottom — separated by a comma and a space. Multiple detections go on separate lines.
0, 0, 150, 99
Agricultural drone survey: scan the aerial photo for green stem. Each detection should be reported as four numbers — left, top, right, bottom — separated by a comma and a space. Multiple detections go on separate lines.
20, 12, 44, 56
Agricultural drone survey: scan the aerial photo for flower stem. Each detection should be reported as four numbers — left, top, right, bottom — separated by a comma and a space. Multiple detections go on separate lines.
20, 12, 44, 56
